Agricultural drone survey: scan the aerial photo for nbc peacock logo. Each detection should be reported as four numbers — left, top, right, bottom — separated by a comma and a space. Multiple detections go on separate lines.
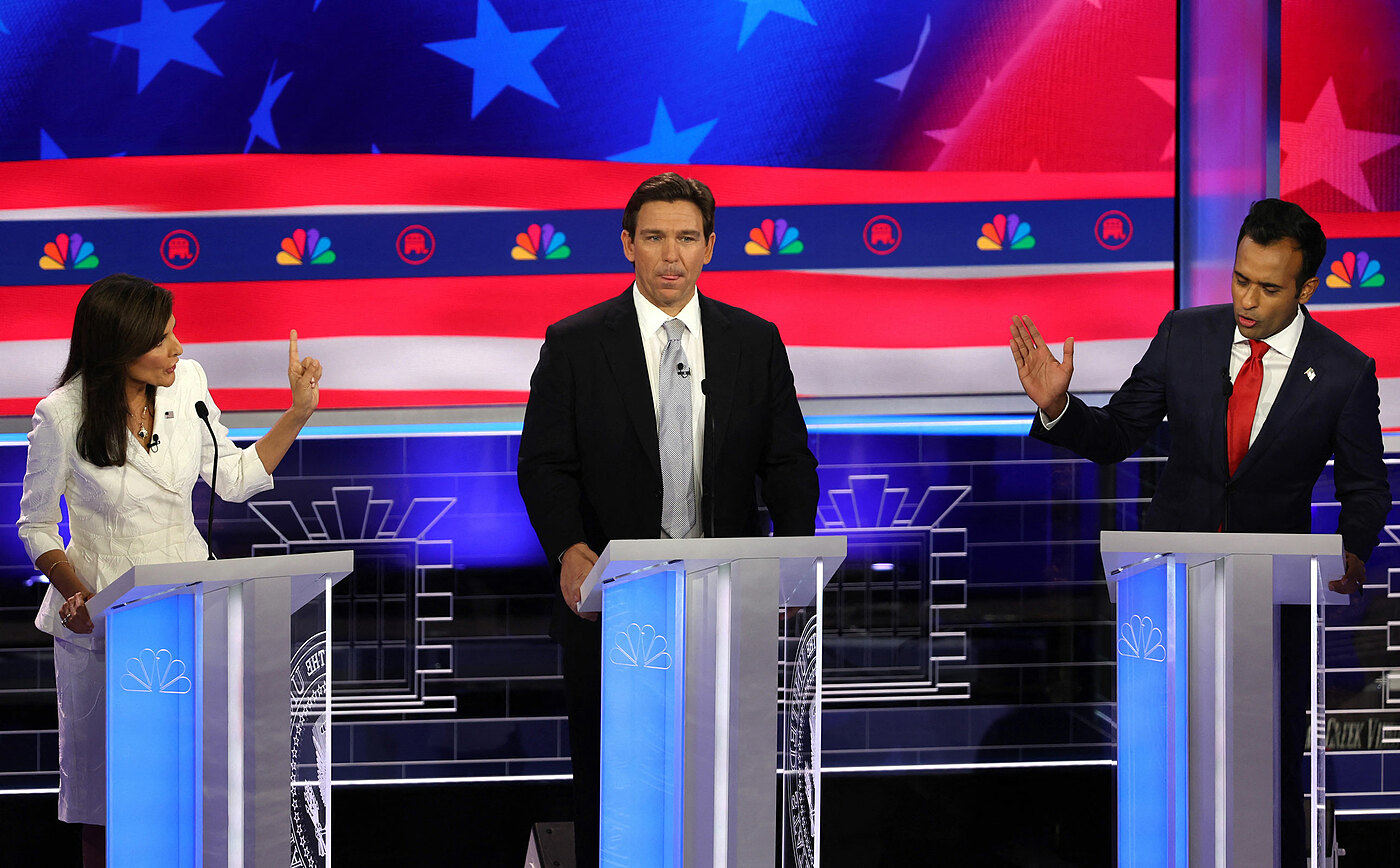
39, 232, 99, 270
745, 218, 803, 256
1325, 252, 1384, 289
977, 214, 1035, 251
277, 229, 336, 265
511, 223, 570, 260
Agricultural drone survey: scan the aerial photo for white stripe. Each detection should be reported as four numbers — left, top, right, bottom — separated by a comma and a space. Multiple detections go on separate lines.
787, 339, 1151, 396
5, 340, 67, 398
12, 336, 1400, 430
187, 335, 544, 391
0, 336, 1148, 398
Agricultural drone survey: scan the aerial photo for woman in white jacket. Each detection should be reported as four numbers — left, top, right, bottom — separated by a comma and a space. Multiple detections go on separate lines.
16, 273, 323, 866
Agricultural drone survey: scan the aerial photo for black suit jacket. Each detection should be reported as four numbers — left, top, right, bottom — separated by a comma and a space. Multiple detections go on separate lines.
1032, 304, 1389, 559
517, 288, 819, 638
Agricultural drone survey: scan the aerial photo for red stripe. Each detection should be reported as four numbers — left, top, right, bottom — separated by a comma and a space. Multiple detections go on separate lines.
0, 398, 39, 417
0, 389, 530, 417
703, 270, 1171, 348
6, 269, 1172, 349
1315, 212, 1400, 239
10, 390, 1400, 420
0, 154, 1173, 212
207, 388, 530, 412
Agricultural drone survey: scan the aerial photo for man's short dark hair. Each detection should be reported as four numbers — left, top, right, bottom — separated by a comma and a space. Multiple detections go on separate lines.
1237, 198, 1326, 293
622, 173, 716, 240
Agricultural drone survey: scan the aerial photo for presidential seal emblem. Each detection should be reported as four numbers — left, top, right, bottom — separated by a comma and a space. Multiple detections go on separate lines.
783, 616, 820, 868
290, 632, 330, 868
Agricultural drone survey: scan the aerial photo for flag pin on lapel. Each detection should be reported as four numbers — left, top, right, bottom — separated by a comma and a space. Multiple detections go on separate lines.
1305, 367, 1316, 382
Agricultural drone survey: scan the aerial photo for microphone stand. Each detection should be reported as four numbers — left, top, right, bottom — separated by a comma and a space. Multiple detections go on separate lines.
195, 401, 218, 560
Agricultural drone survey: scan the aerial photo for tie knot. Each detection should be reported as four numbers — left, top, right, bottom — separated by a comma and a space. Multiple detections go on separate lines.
663, 319, 686, 341
1249, 339, 1269, 361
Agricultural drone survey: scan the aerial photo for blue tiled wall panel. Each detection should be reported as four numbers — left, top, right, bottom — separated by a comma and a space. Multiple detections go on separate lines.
2, 425, 1398, 795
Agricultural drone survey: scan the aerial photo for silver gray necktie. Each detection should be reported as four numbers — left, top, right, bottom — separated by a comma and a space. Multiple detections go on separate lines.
658, 319, 695, 538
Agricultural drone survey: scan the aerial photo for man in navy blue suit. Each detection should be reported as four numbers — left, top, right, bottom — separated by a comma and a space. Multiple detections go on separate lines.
1010, 198, 1390, 865
1011, 198, 1388, 589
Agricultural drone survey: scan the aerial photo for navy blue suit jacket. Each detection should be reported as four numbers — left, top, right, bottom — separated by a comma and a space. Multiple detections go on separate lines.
1032, 304, 1389, 560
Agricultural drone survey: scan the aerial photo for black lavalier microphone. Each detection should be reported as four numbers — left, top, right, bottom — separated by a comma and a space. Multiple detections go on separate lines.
195, 401, 218, 560
1221, 367, 1233, 398
677, 361, 691, 378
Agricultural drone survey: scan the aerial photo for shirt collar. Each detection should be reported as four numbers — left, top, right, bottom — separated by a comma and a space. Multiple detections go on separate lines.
632, 284, 702, 337
1233, 306, 1304, 359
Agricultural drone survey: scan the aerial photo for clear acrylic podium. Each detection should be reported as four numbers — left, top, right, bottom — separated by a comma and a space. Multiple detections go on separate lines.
579, 536, 847, 868
1101, 531, 1347, 868
87, 551, 354, 868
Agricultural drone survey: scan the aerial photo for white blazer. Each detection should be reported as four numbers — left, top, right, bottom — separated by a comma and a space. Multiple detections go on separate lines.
17, 359, 274, 639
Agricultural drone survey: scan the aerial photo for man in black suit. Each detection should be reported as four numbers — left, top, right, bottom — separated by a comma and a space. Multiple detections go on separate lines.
517, 172, 818, 868
1010, 198, 1390, 865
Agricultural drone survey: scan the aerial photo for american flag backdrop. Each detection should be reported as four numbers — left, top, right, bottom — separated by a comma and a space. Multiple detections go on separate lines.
1281, 0, 1400, 429
0, 0, 1181, 414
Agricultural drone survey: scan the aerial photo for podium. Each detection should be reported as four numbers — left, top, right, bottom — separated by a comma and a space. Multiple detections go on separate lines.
1100, 531, 1347, 868
86, 551, 354, 868
579, 536, 846, 868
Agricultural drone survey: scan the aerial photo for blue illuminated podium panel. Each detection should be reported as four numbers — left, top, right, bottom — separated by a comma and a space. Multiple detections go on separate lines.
1102, 532, 1344, 868
89, 551, 352, 868
581, 537, 846, 868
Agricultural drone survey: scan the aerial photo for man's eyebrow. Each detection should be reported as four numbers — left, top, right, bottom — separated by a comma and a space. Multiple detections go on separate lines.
1235, 270, 1284, 290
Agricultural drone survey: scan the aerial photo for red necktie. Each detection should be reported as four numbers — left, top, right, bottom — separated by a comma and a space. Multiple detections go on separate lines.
1227, 339, 1270, 475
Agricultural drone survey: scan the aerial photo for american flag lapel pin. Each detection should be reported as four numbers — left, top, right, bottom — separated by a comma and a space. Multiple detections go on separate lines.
1305, 367, 1315, 382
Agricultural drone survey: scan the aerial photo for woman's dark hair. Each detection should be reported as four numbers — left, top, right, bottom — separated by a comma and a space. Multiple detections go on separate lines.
59, 274, 173, 467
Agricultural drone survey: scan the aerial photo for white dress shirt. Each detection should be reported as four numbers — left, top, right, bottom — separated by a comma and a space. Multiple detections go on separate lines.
1227, 308, 1304, 447
1041, 308, 1305, 446
633, 285, 706, 537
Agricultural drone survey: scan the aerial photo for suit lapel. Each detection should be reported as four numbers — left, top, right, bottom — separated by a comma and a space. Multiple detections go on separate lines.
600, 289, 662, 475
1232, 310, 1325, 479
699, 294, 738, 481
124, 390, 180, 493
1204, 311, 1235, 480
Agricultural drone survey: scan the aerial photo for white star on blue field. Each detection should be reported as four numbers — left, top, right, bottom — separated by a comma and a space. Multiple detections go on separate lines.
425, 0, 564, 120
736, 0, 815, 49
91, 0, 224, 93
609, 98, 718, 164
246, 69, 294, 152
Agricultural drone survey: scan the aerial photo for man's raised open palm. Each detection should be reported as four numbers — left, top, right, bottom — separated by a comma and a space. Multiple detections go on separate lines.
1010, 315, 1074, 419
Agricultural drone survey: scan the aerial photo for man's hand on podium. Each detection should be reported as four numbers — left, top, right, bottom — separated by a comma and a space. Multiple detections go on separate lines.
561, 543, 600, 622
1328, 551, 1366, 596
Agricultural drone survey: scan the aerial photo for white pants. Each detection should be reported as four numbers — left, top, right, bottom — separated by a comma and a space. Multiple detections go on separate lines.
54, 634, 106, 825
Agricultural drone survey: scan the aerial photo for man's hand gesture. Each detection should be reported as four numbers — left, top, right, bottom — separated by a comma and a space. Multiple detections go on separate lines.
1010, 315, 1073, 419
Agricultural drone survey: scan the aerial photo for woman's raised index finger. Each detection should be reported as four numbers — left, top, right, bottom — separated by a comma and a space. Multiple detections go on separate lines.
289, 329, 299, 366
